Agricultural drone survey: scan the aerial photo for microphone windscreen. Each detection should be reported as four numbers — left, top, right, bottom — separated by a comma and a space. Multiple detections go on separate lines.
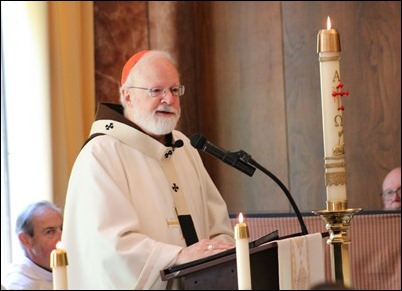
190, 133, 206, 149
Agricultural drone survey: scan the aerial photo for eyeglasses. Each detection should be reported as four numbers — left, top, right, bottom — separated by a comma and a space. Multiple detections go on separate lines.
128, 85, 185, 98
381, 187, 401, 199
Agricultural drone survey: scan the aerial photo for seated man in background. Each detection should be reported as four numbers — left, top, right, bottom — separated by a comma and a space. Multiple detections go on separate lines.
1, 200, 63, 290
381, 166, 401, 210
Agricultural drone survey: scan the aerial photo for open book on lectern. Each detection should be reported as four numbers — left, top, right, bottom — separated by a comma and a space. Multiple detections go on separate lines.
162, 229, 279, 276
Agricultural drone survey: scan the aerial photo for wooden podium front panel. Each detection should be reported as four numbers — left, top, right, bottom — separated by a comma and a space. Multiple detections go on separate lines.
169, 243, 279, 290
178, 259, 237, 290
250, 247, 278, 290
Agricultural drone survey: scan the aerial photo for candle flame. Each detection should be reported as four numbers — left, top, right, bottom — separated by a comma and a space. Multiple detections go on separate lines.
239, 212, 244, 223
327, 16, 331, 30
56, 241, 64, 250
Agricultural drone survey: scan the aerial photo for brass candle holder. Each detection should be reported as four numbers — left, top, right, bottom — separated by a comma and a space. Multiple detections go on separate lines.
50, 245, 69, 290
312, 201, 362, 288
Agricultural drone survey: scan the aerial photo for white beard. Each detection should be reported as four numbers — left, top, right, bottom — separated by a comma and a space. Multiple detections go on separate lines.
131, 104, 181, 135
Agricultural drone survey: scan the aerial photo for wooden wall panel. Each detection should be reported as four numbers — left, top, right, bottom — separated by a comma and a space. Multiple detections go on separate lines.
93, 1, 148, 104
340, 1, 401, 210
194, 2, 290, 213
282, 1, 401, 211
149, 1, 200, 136
281, 2, 328, 211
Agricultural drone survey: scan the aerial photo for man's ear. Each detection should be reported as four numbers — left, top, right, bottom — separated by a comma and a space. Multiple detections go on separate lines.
123, 91, 133, 107
18, 231, 32, 249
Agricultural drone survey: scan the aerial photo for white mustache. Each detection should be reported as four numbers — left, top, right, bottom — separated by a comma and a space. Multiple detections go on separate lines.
155, 105, 177, 114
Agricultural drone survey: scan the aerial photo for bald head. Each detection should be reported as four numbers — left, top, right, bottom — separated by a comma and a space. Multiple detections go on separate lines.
382, 167, 401, 210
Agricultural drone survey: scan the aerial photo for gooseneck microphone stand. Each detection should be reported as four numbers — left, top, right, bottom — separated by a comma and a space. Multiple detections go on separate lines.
232, 150, 309, 236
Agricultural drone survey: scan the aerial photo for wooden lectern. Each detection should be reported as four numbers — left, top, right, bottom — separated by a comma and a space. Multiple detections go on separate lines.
161, 232, 328, 290
161, 237, 282, 290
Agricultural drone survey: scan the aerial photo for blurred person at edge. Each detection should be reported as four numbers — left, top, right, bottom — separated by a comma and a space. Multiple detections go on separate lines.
62, 50, 235, 289
381, 166, 401, 210
2, 201, 63, 290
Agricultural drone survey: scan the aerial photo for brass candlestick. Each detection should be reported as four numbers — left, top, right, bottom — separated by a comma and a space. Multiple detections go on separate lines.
313, 201, 362, 288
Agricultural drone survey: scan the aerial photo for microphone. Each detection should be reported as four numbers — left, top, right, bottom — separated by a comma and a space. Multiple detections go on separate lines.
173, 139, 184, 148
190, 133, 256, 177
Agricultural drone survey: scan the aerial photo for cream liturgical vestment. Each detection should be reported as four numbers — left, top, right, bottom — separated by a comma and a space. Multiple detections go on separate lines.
2, 256, 53, 290
62, 103, 234, 290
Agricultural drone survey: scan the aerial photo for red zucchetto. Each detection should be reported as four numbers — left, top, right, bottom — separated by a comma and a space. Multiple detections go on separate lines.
121, 50, 150, 85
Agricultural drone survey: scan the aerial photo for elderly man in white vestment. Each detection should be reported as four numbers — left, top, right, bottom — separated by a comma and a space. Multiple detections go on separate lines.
62, 50, 235, 289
